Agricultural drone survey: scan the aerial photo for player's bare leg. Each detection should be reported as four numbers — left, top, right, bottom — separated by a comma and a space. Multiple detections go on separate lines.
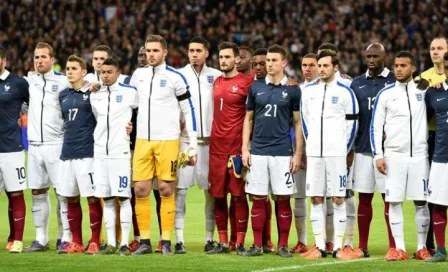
132, 180, 153, 255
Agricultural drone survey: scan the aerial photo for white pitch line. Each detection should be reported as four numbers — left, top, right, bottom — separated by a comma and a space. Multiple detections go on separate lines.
251, 257, 381, 272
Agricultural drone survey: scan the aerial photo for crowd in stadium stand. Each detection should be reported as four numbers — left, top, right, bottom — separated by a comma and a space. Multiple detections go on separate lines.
1, 0, 448, 79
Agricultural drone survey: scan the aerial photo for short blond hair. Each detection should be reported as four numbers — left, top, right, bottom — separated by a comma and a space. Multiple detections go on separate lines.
35, 42, 55, 58
145, 35, 167, 49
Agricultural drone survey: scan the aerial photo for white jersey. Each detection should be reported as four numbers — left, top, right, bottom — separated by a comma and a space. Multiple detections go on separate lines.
301, 78, 359, 157
370, 80, 428, 159
84, 71, 128, 85
130, 62, 198, 150
299, 76, 319, 89
26, 70, 69, 144
90, 81, 138, 158
178, 64, 221, 142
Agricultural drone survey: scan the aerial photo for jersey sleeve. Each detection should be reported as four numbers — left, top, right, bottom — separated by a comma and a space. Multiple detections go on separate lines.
425, 89, 435, 121
130, 70, 138, 90
300, 90, 309, 140
21, 78, 30, 104
129, 88, 138, 109
291, 86, 301, 111
344, 87, 359, 152
370, 91, 387, 159
174, 74, 198, 151
245, 85, 256, 111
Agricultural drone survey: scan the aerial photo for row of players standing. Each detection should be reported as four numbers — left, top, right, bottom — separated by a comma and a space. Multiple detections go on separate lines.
1, 35, 448, 262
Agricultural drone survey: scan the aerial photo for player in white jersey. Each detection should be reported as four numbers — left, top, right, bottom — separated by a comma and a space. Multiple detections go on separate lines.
370, 51, 430, 261
290, 53, 319, 255
23, 42, 71, 252
90, 58, 138, 256
174, 37, 222, 254
84, 45, 128, 84
131, 35, 198, 255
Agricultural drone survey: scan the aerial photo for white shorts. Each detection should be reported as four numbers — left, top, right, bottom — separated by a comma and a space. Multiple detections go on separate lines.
306, 156, 347, 197
0, 151, 27, 192
28, 144, 62, 189
428, 162, 448, 206
177, 143, 209, 190
57, 158, 95, 197
94, 157, 131, 198
293, 169, 306, 199
385, 156, 429, 202
245, 155, 296, 196
353, 153, 386, 193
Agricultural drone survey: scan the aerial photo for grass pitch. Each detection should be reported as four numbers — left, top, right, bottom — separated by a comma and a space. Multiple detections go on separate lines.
0, 187, 447, 271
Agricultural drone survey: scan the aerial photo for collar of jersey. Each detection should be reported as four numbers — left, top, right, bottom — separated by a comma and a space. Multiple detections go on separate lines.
0, 69, 10, 80
34, 69, 57, 78
71, 81, 91, 93
265, 75, 288, 86
365, 67, 390, 79
99, 80, 120, 91
148, 62, 167, 73
321, 77, 338, 87
395, 79, 415, 88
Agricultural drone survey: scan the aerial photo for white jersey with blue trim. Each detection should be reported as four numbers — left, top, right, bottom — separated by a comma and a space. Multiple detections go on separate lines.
25, 70, 69, 144
301, 77, 359, 157
370, 80, 428, 160
130, 62, 198, 149
90, 81, 138, 158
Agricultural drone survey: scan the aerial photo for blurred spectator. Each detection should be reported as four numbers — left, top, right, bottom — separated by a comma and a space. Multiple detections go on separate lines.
0, 0, 447, 81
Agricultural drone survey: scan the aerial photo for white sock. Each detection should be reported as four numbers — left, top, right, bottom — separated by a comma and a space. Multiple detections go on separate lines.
294, 198, 307, 245
345, 196, 356, 247
57, 195, 72, 243
310, 203, 325, 250
175, 188, 188, 243
325, 197, 334, 244
204, 190, 215, 243
120, 199, 132, 247
333, 201, 347, 250
389, 202, 405, 251
32, 192, 50, 245
415, 203, 430, 251
104, 198, 117, 247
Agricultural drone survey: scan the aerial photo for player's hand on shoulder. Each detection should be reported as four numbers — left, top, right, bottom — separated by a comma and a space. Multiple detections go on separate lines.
342, 74, 352, 80
416, 78, 430, 91
242, 148, 251, 168
376, 158, 387, 175
126, 122, 133, 135
89, 83, 101, 93
434, 82, 443, 90
286, 78, 299, 87
346, 150, 354, 168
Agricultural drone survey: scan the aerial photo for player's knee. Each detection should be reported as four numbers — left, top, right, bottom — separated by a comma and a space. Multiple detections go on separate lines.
66, 196, 80, 203
332, 196, 345, 205
134, 180, 152, 197
414, 200, 427, 206
158, 181, 174, 197
275, 195, 290, 201
311, 196, 323, 204
251, 195, 267, 201
32, 188, 48, 195
9, 190, 24, 197
118, 197, 128, 202
87, 196, 99, 204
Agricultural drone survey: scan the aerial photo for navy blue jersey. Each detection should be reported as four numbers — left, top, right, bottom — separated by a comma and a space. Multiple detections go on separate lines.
426, 83, 448, 163
0, 71, 29, 153
246, 78, 301, 156
59, 88, 96, 160
351, 69, 395, 153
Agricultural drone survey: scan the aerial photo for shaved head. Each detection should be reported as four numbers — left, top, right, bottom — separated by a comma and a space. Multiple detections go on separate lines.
366, 43, 386, 55
365, 43, 387, 76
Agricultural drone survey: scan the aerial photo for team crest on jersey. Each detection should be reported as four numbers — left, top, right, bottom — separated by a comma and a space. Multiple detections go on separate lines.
4, 83, 10, 93
160, 79, 167, 87
207, 75, 214, 84
52, 84, 58, 92
415, 93, 423, 101
116, 95, 123, 103
232, 85, 238, 93
83, 94, 89, 102
331, 96, 339, 104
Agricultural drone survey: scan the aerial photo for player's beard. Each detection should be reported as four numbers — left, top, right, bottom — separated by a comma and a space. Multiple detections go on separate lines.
220, 63, 234, 73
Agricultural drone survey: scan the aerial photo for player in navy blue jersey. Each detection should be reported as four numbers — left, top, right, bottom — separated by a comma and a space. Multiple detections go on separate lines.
425, 51, 448, 262
350, 43, 396, 259
242, 45, 303, 258
0, 45, 29, 253
56, 55, 103, 255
